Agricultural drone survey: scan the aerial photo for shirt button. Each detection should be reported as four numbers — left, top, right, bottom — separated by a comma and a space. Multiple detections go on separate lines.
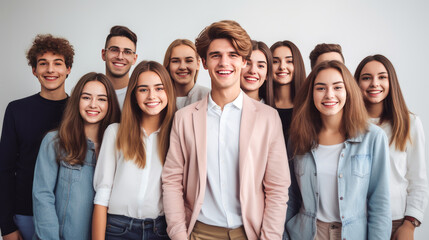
314, 173, 317, 176
341, 153, 344, 157
339, 173, 343, 178
342, 216, 345, 219
340, 197, 343, 200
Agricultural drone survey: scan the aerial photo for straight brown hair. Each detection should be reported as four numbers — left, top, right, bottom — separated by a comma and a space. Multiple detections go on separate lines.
354, 54, 411, 151
290, 61, 368, 155
116, 61, 176, 168
57, 72, 121, 165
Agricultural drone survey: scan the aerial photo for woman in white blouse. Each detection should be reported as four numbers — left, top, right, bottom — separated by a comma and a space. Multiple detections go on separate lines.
92, 61, 176, 240
355, 54, 428, 240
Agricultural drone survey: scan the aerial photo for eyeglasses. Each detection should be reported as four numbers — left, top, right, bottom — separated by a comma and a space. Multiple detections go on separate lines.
105, 46, 136, 58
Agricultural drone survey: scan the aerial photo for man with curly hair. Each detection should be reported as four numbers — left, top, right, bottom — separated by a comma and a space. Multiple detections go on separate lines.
101, 25, 138, 109
0, 34, 74, 240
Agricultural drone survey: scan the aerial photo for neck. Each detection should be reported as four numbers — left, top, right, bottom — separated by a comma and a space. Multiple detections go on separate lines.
40, 88, 67, 101
84, 123, 99, 144
274, 83, 293, 108
141, 113, 162, 136
210, 85, 241, 110
244, 89, 260, 101
106, 72, 129, 90
366, 101, 383, 118
175, 82, 195, 97
319, 113, 345, 145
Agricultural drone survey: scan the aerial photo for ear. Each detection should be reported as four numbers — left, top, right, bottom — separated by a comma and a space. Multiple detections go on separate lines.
241, 58, 247, 69
32, 67, 37, 77
202, 58, 208, 70
196, 57, 201, 70
101, 49, 106, 61
66, 66, 71, 75
132, 53, 138, 65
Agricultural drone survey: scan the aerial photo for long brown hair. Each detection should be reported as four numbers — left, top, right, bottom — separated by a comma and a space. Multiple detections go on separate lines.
249, 40, 275, 107
290, 61, 368, 155
354, 54, 410, 151
116, 61, 176, 168
57, 72, 121, 165
270, 40, 306, 102
163, 39, 200, 83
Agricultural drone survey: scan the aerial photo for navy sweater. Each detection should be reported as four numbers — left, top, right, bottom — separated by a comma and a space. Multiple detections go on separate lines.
0, 93, 67, 236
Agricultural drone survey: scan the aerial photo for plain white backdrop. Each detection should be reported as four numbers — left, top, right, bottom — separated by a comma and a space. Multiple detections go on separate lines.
1, 0, 428, 238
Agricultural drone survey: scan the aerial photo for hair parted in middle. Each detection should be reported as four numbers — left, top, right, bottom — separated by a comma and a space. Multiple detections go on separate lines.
195, 20, 252, 61
290, 60, 368, 155
116, 60, 176, 168
249, 40, 275, 107
163, 39, 200, 84
354, 54, 411, 151
57, 72, 121, 165
309, 43, 344, 69
270, 40, 306, 102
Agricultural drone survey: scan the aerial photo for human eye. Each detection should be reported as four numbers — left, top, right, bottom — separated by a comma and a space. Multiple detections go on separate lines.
315, 86, 325, 91
81, 95, 90, 100
360, 76, 371, 81
273, 59, 279, 64
171, 59, 179, 64
186, 59, 194, 63
138, 88, 148, 92
123, 50, 133, 55
379, 75, 388, 80
287, 60, 293, 64
109, 47, 120, 53
258, 64, 265, 69
335, 86, 343, 90
156, 86, 165, 91
99, 97, 107, 102
230, 53, 239, 58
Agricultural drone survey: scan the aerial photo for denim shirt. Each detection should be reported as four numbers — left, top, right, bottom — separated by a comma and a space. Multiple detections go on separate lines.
285, 124, 391, 240
33, 131, 96, 240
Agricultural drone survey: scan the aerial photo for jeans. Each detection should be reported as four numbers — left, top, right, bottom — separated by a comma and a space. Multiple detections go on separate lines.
106, 214, 170, 240
13, 215, 35, 240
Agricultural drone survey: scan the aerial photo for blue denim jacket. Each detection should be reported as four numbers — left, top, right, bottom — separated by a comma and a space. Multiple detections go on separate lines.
285, 124, 391, 240
33, 131, 96, 240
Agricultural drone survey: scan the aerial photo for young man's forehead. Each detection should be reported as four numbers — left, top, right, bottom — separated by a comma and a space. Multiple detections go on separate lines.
106, 36, 136, 49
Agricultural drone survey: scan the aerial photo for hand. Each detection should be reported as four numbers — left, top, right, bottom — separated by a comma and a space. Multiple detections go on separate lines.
391, 220, 415, 240
2, 230, 23, 240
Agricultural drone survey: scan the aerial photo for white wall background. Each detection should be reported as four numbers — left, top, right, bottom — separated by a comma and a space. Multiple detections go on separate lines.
1, 0, 428, 238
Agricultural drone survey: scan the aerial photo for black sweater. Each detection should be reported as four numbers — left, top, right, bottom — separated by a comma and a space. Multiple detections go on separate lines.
0, 93, 67, 236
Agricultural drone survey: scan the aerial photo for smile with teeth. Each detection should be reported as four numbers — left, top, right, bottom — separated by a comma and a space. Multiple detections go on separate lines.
244, 76, 259, 82
322, 102, 338, 106
217, 70, 233, 75
44, 76, 58, 81
367, 90, 382, 95
113, 62, 126, 67
86, 110, 100, 116
276, 72, 289, 76
177, 72, 190, 76
145, 102, 160, 108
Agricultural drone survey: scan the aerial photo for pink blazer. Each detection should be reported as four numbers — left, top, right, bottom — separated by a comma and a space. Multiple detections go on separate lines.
162, 94, 290, 240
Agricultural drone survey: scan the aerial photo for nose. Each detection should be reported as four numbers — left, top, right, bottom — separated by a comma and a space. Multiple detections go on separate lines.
89, 98, 97, 108
179, 60, 186, 70
117, 50, 124, 59
325, 87, 335, 99
248, 63, 256, 74
47, 63, 54, 73
370, 78, 379, 87
279, 60, 286, 70
148, 89, 155, 99
219, 55, 229, 67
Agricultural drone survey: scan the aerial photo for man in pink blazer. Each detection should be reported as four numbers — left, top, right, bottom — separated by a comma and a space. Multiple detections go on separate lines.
162, 20, 291, 240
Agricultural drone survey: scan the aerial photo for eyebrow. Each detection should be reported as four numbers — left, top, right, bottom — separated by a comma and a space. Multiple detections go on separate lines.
170, 56, 195, 60
273, 56, 293, 59
208, 51, 238, 56
136, 83, 164, 88
257, 60, 267, 64
37, 58, 64, 63
109, 46, 134, 51
361, 72, 388, 76
81, 92, 108, 97
314, 81, 344, 86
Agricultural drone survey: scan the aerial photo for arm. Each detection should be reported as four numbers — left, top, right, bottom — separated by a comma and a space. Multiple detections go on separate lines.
367, 129, 392, 239
260, 113, 291, 240
2, 231, 23, 240
92, 204, 107, 240
0, 104, 19, 236
32, 132, 60, 240
161, 116, 188, 240
283, 157, 302, 240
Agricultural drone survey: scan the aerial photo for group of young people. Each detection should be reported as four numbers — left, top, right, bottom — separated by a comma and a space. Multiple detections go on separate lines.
0, 20, 426, 240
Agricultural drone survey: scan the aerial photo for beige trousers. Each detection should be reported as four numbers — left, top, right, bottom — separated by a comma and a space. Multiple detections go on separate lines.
315, 220, 342, 240
190, 221, 248, 240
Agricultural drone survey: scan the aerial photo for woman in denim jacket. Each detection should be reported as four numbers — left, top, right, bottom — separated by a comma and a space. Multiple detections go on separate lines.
285, 61, 391, 240
32, 73, 120, 239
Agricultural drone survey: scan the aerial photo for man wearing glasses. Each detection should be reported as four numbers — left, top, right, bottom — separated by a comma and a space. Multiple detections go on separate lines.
102, 25, 138, 109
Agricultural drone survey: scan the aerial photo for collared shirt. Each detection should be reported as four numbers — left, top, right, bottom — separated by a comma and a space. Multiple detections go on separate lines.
370, 115, 428, 221
286, 124, 391, 240
176, 84, 210, 110
93, 123, 163, 219
197, 91, 243, 228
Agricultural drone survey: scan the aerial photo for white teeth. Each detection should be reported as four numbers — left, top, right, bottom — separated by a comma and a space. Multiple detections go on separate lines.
177, 72, 189, 76
245, 77, 258, 81
368, 90, 382, 94
277, 73, 289, 76
218, 70, 232, 74
45, 77, 57, 80
323, 102, 337, 106
113, 63, 125, 66
86, 111, 99, 115
146, 102, 159, 106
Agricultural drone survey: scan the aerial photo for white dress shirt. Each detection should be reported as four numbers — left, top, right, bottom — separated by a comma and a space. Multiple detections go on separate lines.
370, 115, 428, 221
93, 123, 163, 219
115, 87, 127, 110
197, 91, 243, 228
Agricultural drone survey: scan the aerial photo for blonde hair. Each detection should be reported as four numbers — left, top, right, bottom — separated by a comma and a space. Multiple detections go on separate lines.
163, 39, 200, 84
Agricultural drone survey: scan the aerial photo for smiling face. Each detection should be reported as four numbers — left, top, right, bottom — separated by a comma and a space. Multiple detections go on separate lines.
272, 46, 294, 85
169, 44, 200, 88
240, 50, 267, 95
135, 71, 168, 117
313, 68, 346, 119
358, 60, 390, 105
203, 38, 246, 92
79, 81, 108, 126
102, 36, 137, 79
32, 52, 71, 95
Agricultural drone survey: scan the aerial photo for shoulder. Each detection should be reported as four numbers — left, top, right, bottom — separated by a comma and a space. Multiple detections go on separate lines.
175, 99, 203, 119
193, 85, 210, 95
105, 123, 120, 135
40, 130, 59, 148
6, 94, 39, 109
245, 95, 278, 116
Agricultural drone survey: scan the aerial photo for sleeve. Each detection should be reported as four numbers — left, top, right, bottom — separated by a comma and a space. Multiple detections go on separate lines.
0, 103, 19, 235
93, 124, 118, 207
284, 156, 302, 240
32, 132, 60, 239
260, 111, 291, 240
161, 116, 188, 240
404, 115, 428, 222
367, 128, 392, 239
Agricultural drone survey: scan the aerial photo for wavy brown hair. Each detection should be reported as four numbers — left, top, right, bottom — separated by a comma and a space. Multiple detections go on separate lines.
270, 40, 306, 102
248, 40, 275, 107
116, 61, 176, 168
309, 43, 344, 69
354, 54, 410, 151
57, 72, 121, 165
163, 39, 200, 84
27, 34, 75, 69
290, 61, 368, 155
195, 20, 251, 61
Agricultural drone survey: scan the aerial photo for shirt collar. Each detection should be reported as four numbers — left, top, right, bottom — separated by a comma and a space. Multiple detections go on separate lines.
208, 90, 243, 110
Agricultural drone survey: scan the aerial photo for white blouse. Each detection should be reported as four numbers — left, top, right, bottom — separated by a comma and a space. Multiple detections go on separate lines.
93, 123, 163, 219
370, 114, 428, 221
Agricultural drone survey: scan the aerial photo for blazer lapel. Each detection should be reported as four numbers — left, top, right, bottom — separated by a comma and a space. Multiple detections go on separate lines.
192, 96, 208, 197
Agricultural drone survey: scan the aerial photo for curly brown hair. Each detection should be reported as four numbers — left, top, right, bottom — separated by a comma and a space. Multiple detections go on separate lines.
26, 34, 75, 69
